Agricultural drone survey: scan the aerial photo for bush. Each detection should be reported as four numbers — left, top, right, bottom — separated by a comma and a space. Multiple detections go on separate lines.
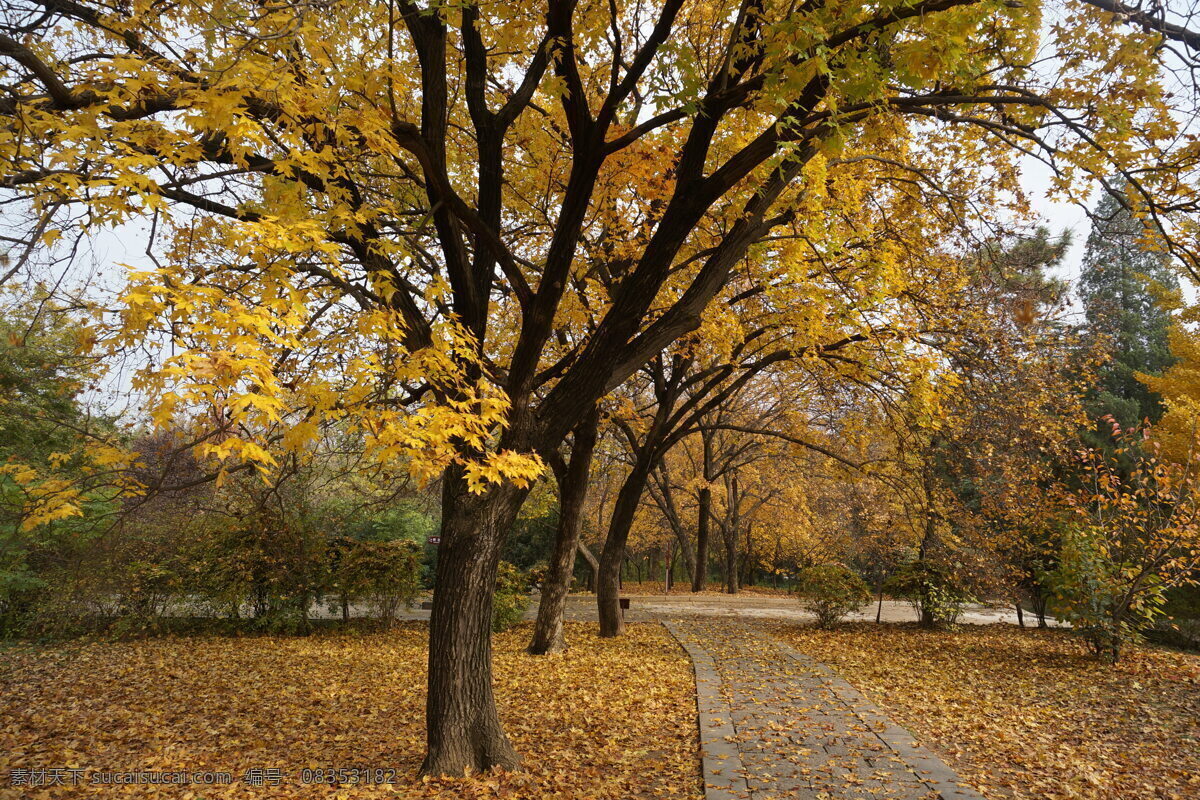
334, 538, 421, 625
492, 561, 529, 632
792, 564, 871, 628
885, 559, 973, 628
186, 514, 326, 634
1046, 524, 1168, 662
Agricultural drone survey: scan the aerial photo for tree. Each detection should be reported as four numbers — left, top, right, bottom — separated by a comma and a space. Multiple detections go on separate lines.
935, 229, 1090, 625
0, 290, 126, 631
4, 0, 1200, 775
527, 406, 598, 654
1140, 322, 1200, 462
1079, 184, 1181, 430
1050, 420, 1200, 662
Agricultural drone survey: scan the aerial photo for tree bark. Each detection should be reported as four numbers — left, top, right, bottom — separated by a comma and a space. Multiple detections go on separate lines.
649, 462, 696, 583
739, 522, 753, 589
577, 540, 599, 592
724, 536, 738, 594
692, 486, 711, 592
1031, 590, 1049, 628
529, 408, 600, 655
597, 457, 654, 636
422, 469, 526, 776
723, 474, 739, 594
664, 542, 673, 592
692, 432, 714, 592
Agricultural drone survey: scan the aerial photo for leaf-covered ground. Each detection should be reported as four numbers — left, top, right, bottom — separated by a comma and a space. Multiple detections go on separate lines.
770, 622, 1200, 800
0, 622, 701, 799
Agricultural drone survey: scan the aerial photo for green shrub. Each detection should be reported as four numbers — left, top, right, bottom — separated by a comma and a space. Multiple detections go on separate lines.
793, 564, 871, 628
1046, 524, 1169, 662
885, 559, 973, 627
492, 560, 529, 632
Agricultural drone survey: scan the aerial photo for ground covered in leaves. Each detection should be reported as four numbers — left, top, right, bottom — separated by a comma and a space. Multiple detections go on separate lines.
771, 622, 1200, 800
0, 622, 701, 799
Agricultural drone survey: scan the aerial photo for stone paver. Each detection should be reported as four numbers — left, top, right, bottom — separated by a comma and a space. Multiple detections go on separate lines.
665, 618, 986, 800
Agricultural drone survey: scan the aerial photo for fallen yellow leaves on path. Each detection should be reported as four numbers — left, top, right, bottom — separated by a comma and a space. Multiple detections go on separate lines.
0, 622, 701, 800
770, 622, 1200, 800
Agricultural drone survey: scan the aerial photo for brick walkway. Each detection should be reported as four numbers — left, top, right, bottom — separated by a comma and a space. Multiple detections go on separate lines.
665, 618, 986, 800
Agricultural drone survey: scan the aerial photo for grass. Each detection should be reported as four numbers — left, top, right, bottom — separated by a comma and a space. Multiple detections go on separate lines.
0, 621, 701, 800
770, 621, 1200, 800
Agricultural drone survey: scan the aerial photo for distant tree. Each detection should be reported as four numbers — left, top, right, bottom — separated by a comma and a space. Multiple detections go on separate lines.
944, 229, 1087, 626
1079, 187, 1180, 430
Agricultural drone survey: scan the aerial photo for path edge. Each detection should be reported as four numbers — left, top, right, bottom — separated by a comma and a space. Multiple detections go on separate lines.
661, 620, 752, 800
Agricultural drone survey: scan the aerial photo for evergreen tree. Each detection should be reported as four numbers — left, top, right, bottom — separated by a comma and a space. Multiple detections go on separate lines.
1078, 187, 1179, 428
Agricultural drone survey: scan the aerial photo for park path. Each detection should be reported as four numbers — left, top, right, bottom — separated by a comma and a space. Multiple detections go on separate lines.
664, 618, 986, 800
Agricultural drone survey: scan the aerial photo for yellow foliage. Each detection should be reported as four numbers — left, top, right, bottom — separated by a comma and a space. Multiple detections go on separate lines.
1140, 324, 1200, 462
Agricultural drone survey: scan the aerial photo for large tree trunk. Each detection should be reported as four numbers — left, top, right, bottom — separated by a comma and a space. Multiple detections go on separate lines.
529, 409, 600, 655
597, 458, 654, 637
422, 470, 526, 776
691, 486, 711, 592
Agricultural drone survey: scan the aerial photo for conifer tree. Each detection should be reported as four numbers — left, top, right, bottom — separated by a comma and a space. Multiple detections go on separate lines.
1079, 188, 1179, 428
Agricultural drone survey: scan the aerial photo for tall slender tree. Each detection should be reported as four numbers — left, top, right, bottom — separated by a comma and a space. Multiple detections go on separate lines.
1079, 186, 1181, 428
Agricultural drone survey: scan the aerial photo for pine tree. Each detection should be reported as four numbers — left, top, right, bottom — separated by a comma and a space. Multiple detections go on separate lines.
1078, 187, 1179, 428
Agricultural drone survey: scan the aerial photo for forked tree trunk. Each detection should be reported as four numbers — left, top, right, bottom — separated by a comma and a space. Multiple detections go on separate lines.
529, 408, 599, 655
597, 457, 654, 636
577, 540, 599, 592
422, 470, 527, 776
692, 486, 711, 592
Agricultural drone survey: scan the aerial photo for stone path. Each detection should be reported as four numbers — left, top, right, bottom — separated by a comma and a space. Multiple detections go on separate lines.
665, 618, 986, 800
